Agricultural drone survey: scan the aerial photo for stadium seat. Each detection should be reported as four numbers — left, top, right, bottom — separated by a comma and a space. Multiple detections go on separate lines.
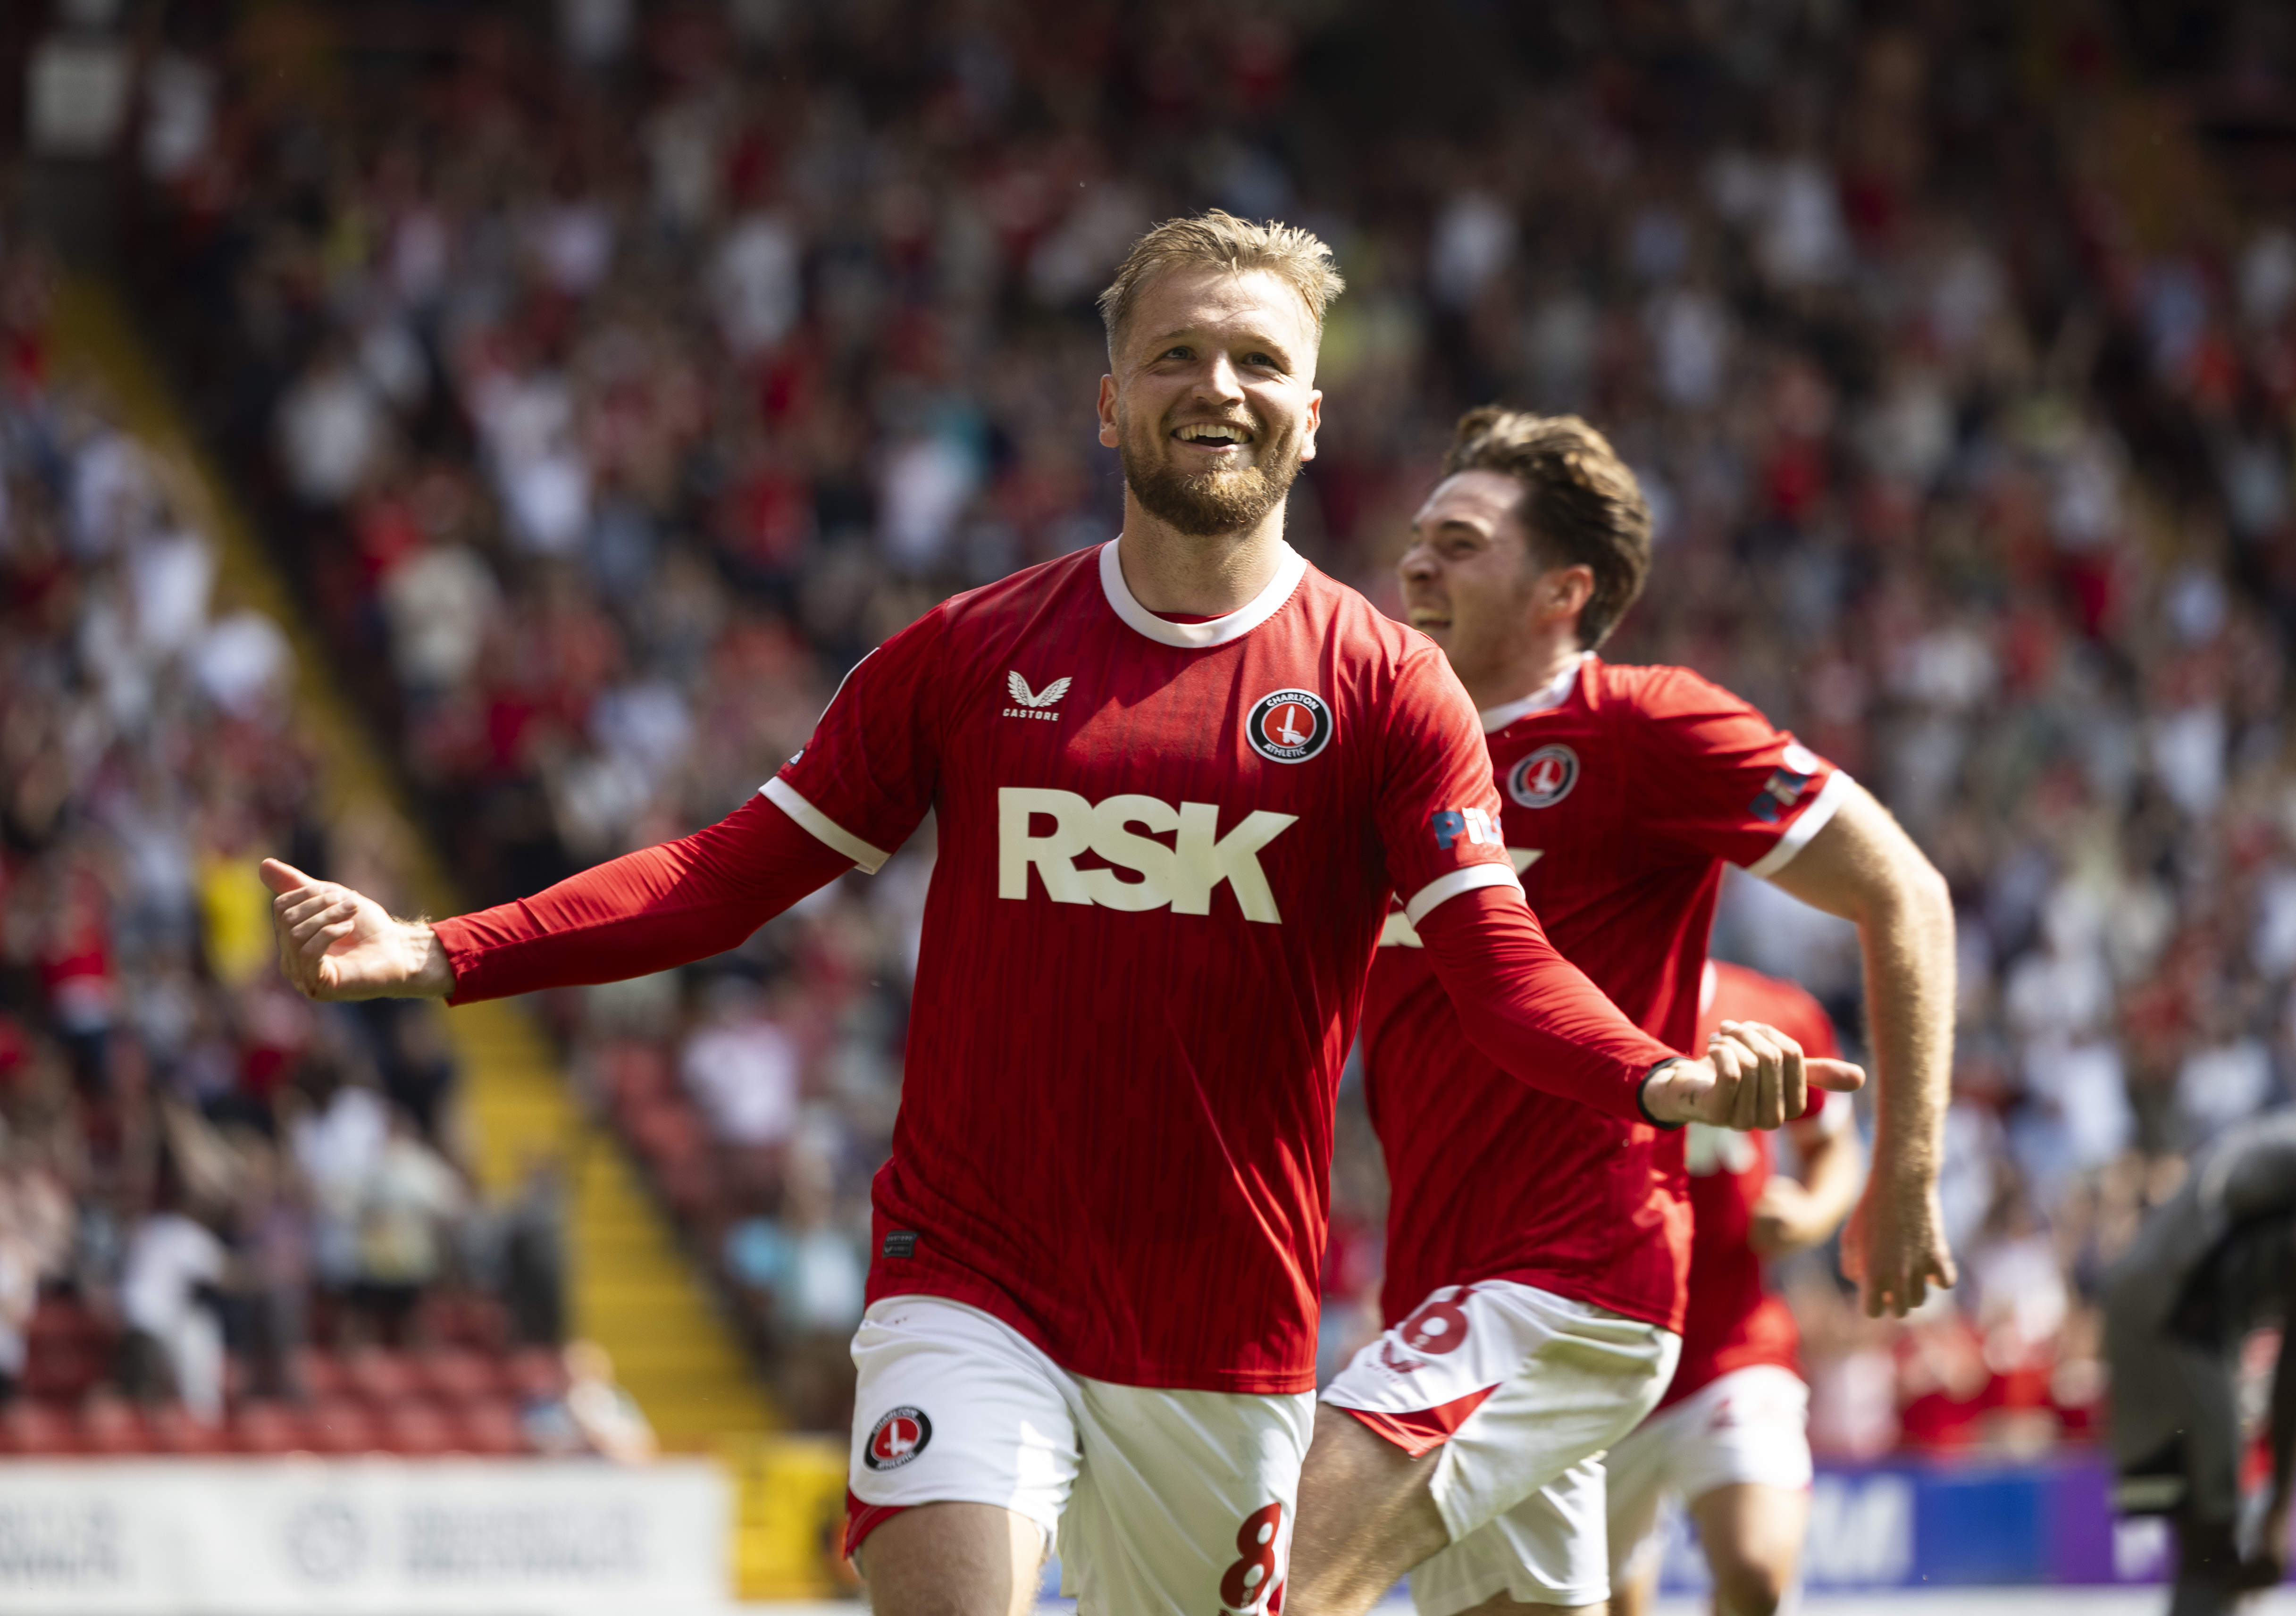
147, 1401, 230, 1456
454, 1397, 530, 1457
413, 1291, 510, 1351
0, 1399, 81, 1455
343, 1347, 420, 1405
21, 1298, 109, 1402
229, 1400, 307, 1455
291, 1347, 348, 1400
379, 1398, 458, 1456
419, 1346, 505, 1405
78, 1393, 151, 1455
302, 1397, 379, 1455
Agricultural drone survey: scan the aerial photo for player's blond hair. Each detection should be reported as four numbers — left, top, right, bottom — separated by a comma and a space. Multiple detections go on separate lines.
1097, 210, 1346, 361
1442, 407, 1653, 649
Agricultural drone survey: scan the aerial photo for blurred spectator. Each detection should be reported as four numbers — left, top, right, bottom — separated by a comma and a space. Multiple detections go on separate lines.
679, 978, 799, 1165
352, 1109, 465, 1345
117, 1198, 225, 1423
498, 1156, 569, 1340
524, 1339, 657, 1463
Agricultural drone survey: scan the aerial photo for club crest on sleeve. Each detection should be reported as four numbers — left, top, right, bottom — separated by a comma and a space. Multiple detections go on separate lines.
863, 1407, 932, 1470
1508, 744, 1578, 808
1246, 689, 1332, 763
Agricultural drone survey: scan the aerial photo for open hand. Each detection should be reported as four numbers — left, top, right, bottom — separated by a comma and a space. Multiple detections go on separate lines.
1642, 1019, 1865, 1131
1841, 1176, 1956, 1317
260, 858, 452, 1001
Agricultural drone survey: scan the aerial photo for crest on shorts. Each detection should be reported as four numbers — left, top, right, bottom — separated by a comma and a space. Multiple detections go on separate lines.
1246, 689, 1332, 764
863, 1407, 932, 1471
1508, 744, 1578, 808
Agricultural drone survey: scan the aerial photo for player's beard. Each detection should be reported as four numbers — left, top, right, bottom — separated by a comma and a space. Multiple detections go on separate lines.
1119, 410, 1304, 538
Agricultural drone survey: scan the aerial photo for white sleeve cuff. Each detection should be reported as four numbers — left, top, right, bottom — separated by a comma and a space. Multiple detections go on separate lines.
1403, 862, 1522, 926
1743, 770, 1853, 880
761, 777, 892, 874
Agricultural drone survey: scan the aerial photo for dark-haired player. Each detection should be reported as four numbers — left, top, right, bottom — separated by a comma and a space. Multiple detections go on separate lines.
260, 224, 1852, 1616
1292, 409, 1952, 1616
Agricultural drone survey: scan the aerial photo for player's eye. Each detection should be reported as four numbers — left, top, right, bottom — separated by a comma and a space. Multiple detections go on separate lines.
1159, 345, 1191, 360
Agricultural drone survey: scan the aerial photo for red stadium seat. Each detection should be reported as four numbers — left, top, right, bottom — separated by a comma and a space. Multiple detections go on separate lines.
419, 1346, 504, 1405
0, 1399, 82, 1455
413, 1292, 510, 1351
291, 1347, 348, 1400
78, 1393, 151, 1455
344, 1347, 420, 1405
147, 1401, 230, 1456
21, 1298, 109, 1402
302, 1397, 379, 1455
380, 1398, 458, 1455
455, 1396, 531, 1456
229, 1400, 307, 1455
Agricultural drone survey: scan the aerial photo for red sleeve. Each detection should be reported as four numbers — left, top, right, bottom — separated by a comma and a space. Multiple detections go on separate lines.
1627, 666, 1847, 877
1414, 884, 1685, 1123
433, 795, 854, 1003
1374, 644, 1522, 924
763, 607, 949, 871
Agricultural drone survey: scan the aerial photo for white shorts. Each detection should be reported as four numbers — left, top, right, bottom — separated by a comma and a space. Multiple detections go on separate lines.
846, 1296, 1315, 1615
1321, 1280, 1679, 1614
1605, 1364, 1812, 1586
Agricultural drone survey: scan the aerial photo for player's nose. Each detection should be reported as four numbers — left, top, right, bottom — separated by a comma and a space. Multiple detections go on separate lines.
1193, 351, 1249, 405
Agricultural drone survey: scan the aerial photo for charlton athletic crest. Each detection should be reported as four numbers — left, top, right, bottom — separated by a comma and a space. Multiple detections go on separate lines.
1508, 744, 1578, 808
863, 1407, 932, 1471
1246, 689, 1332, 764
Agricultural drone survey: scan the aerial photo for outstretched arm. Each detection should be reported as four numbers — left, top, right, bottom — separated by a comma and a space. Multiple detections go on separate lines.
263, 794, 857, 1003
1763, 779, 1956, 1316
1413, 885, 1864, 1129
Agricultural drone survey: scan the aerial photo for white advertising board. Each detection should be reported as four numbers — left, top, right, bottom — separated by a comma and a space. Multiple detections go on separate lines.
0, 1457, 729, 1616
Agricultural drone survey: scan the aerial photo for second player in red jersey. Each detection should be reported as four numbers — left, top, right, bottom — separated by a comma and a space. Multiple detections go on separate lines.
1361, 653, 1851, 1339
1295, 410, 1955, 1616
1606, 960, 1863, 1616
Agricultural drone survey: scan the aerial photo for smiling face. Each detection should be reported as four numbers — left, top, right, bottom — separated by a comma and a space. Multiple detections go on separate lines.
1398, 469, 1592, 696
1097, 265, 1323, 539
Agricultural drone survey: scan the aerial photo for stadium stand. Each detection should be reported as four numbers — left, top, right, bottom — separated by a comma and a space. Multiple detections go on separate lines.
0, 255, 768, 1467
0, 0, 2277, 1476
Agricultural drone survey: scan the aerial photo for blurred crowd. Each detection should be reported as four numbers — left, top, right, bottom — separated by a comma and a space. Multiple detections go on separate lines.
92, 0, 2296, 1449
0, 241, 593, 1453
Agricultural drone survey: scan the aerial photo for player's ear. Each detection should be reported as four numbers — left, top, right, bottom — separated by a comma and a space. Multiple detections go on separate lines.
1097, 374, 1119, 448
1299, 389, 1322, 463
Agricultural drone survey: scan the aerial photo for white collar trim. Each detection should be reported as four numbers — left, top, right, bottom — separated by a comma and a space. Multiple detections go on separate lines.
1098, 538, 1308, 649
1478, 653, 1592, 734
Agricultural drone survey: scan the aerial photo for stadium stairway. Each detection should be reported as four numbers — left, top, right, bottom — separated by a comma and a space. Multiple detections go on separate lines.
46, 279, 775, 1449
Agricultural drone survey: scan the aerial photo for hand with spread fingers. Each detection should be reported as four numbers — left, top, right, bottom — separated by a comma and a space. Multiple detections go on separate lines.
259, 858, 453, 1001
1841, 1173, 1958, 1319
1640, 1017, 1865, 1131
